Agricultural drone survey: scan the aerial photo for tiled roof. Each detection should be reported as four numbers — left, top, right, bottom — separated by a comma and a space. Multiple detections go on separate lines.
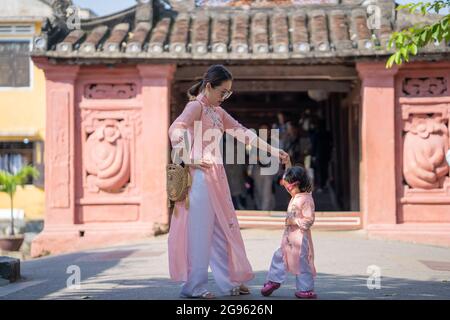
31, 0, 449, 61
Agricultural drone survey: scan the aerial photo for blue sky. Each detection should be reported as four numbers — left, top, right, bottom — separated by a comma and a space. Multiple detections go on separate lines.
73, 0, 136, 16
73, 1, 443, 16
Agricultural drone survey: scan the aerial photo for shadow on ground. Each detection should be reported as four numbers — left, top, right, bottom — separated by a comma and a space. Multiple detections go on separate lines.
3, 264, 449, 300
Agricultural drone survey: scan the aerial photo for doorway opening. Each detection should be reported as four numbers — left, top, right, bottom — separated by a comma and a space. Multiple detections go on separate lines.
171, 73, 360, 214
220, 91, 360, 212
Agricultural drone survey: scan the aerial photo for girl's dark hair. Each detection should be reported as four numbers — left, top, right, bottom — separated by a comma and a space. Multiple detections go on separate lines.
282, 166, 313, 193
187, 65, 233, 100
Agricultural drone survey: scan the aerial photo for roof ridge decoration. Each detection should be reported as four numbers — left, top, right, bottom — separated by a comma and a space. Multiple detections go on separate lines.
194, 0, 342, 8
31, 0, 449, 62
39, 0, 73, 17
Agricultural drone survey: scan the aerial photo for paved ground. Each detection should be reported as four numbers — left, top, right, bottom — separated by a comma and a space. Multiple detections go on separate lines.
1, 229, 449, 300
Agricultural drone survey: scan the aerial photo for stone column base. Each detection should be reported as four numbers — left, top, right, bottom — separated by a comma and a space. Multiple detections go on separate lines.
366, 223, 450, 247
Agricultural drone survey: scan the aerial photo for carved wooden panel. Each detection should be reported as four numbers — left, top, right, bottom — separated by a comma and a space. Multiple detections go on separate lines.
402, 77, 447, 97
80, 109, 142, 194
403, 113, 449, 189
84, 83, 137, 99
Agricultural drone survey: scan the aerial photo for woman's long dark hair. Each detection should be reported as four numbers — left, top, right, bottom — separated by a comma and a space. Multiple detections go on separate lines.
187, 65, 233, 100
282, 166, 313, 193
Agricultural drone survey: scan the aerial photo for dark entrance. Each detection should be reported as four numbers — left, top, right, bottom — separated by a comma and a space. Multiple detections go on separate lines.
171, 65, 360, 212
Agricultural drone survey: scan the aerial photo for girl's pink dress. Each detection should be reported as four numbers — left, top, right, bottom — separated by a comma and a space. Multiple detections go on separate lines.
167, 93, 258, 283
281, 193, 317, 276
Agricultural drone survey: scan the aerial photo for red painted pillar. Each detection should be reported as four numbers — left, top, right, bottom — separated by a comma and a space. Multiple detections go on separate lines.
30, 58, 79, 256
34, 58, 79, 227
357, 62, 399, 227
137, 64, 176, 230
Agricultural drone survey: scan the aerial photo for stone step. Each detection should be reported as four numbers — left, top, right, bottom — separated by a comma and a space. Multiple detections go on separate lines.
0, 256, 21, 283
237, 211, 362, 230
367, 223, 450, 247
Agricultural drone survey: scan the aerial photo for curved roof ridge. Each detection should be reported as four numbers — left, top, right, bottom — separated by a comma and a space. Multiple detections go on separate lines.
79, 5, 138, 28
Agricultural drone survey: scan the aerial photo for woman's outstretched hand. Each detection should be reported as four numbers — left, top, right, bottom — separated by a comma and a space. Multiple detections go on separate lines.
277, 149, 290, 165
270, 147, 290, 166
284, 155, 292, 169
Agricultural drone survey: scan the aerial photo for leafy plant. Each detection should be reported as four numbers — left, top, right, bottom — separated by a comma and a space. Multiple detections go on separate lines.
386, 1, 450, 68
0, 166, 39, 236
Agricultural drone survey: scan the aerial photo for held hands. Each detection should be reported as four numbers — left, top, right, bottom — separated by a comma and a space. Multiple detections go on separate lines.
280, 150, 290, 166
271, 147, 290, 166
284, 155, 292, 169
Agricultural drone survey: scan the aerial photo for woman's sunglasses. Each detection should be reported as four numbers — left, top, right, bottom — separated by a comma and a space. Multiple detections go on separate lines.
219, 89, 233, 100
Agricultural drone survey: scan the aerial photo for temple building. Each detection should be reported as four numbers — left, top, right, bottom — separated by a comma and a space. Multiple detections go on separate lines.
29, 0, 450, 256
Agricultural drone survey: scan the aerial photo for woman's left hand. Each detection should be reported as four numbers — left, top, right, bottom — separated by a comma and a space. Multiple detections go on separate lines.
285, 217, 293, 226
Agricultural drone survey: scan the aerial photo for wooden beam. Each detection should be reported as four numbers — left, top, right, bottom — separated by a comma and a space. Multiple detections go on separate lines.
175, 65, 358, 81
177, 80, 351, 92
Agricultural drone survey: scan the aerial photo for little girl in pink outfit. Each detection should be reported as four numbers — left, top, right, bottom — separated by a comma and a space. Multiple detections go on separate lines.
261, 164, 317, 299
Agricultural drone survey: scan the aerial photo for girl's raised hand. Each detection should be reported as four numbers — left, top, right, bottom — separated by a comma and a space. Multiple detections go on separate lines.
277, 149, 289, 163
284, 156, 292, 169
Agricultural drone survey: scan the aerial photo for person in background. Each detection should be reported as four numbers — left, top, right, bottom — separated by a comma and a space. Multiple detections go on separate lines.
224, 138, 248, 210
298, 108, 313, 132
310, 118, 333, 193
250, 123, 276, 211
285, 121, 312, 167
272, 111, 289, 150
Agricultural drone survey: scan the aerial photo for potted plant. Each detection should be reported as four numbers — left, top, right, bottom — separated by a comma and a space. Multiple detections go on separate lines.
0, 166, 39, 251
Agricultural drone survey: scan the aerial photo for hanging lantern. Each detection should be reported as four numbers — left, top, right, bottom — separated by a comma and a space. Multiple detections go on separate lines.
307, 89, 329, 102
